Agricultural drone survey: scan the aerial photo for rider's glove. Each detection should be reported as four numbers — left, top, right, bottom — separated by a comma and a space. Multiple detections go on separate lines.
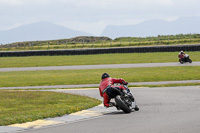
122, 80, 128, 85
124, 82, 128, 85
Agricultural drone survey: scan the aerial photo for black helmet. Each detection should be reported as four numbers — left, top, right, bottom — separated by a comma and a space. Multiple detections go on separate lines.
101, 73, 110, 80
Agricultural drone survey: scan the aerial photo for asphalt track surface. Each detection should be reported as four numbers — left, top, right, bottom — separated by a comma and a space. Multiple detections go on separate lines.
1, 62, 200, 133
0, 61, 200, 72
7, 86, 200, 133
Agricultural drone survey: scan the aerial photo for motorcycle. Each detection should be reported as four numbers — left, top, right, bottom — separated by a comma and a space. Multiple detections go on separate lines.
179, 54, 192, 64
102, 84, 139, 113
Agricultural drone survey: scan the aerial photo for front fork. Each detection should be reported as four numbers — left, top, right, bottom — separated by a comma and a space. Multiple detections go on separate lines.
122, 89, 137, 109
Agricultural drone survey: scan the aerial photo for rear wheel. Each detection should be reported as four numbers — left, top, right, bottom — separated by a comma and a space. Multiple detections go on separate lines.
115, 95, 132, 113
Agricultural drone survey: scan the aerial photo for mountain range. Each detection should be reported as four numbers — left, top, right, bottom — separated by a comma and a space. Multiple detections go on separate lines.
101, 16, 200, 39
0, 16, 200, 44
0, 22, 92, 44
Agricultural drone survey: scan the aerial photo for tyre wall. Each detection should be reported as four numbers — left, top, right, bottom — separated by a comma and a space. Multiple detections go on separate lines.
0, 44, 199, 57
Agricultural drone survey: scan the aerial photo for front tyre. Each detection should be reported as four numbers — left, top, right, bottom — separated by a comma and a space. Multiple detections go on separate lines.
189, 59, 192, 63
115, 95, 132, 113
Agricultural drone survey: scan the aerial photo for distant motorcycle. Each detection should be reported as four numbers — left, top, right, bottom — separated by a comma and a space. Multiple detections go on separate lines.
179, 54, 192, 64
102, 84, 139, 113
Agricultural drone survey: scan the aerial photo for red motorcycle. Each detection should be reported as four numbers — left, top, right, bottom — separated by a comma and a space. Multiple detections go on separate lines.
102, 84, 139, 113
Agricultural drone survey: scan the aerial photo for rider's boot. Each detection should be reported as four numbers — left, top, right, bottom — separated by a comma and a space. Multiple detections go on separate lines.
109, 102, 116, 107
109, 102, 120, 110
115, 105, 120, 110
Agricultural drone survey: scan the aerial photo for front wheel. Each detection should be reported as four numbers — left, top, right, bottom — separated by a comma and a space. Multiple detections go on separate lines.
115, 95, 132, 113
189, 59, 192, 63
134, 105, 139, 111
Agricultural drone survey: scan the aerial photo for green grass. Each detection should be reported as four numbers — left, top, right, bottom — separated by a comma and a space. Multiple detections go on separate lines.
0, 90, 101, 126
0, 66, 200, 87
9, 83, 200, 91
0, 51, 200, 68
1, 34, 200, 51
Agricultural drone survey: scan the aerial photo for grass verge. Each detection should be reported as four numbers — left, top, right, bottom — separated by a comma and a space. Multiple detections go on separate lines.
0, 66, 200, 87
0, 90, 101, 126
0, 51, 199, 68
8, 83, 200, 91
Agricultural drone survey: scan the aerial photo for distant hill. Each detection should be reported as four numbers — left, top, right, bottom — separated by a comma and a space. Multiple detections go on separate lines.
101, 16, 200, 39
1, 17, 200, 44
67, 36, 112, 43
0, 21, 92, 44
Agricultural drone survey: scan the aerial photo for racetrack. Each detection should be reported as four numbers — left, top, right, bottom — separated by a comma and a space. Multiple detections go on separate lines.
14, 86, 200, 133
0, 62, 200, 72
1, 62, 200, 133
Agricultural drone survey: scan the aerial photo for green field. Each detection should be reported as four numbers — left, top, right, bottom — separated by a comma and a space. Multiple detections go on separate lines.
0, 90, 101, 126
0, 66, 200, 87
1, 34, 200, 51
0, 51, 199, 68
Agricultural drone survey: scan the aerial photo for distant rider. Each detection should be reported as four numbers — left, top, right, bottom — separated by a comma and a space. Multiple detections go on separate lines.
178, 50, 186, 63
99, 73, 138, 110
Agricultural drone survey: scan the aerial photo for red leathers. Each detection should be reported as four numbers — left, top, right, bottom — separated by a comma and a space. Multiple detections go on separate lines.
99, 77, 127, 107
178, 51, 185, 59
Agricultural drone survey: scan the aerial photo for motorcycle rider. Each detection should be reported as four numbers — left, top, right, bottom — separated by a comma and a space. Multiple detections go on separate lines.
178, 50, 185, 58
99, 73, 139, 111
178, 50, 191, 63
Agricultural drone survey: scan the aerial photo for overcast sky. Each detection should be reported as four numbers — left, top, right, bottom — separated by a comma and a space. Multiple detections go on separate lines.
0, 0, 199, 35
